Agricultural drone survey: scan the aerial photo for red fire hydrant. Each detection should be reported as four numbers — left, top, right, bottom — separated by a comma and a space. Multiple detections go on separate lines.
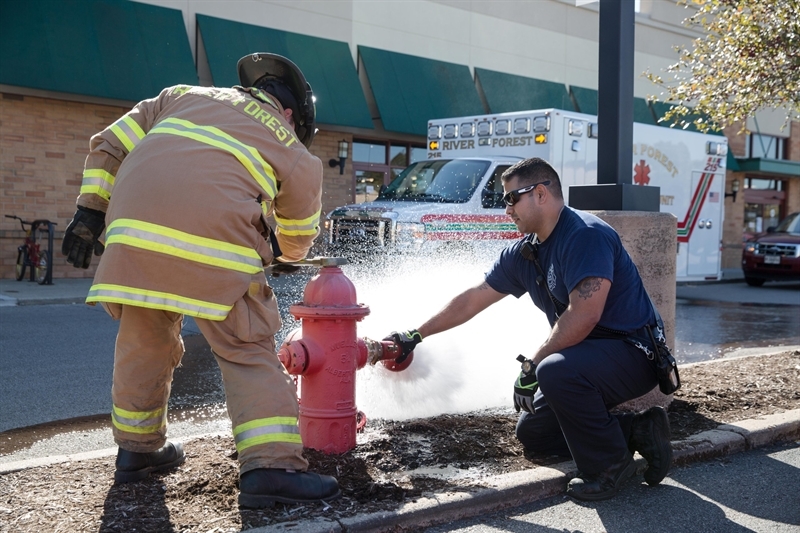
276, 259, 412, 454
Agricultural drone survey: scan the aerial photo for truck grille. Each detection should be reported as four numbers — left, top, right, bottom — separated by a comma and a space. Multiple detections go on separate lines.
755, 243, 799, 257
329, 218, 392, 247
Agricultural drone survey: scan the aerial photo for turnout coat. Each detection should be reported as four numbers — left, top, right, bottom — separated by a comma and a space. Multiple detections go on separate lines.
76, 85, 322, 320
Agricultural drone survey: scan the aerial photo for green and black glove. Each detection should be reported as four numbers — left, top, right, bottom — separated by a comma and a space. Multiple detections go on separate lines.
513, 354, 538, 414
383, 329, 422, 364
61, 206, 106, 269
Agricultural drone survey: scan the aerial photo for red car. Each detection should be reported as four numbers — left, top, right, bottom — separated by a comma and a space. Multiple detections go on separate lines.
742, 212, 800, 286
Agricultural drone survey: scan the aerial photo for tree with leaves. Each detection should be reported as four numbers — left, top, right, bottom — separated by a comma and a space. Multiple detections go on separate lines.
646, 0, 800, 133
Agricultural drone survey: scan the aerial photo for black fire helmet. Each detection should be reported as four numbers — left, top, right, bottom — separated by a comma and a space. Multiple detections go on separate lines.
237, 53, 316, 148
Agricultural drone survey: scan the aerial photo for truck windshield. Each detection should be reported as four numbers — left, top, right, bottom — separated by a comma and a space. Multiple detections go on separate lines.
378, 159, 491, 203
773, 212, 800, 234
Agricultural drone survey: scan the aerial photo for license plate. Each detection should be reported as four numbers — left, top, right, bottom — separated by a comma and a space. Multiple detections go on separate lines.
764, 255, 781, 265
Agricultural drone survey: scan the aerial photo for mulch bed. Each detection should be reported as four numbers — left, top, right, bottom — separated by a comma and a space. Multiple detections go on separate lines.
2, 350, 799, 532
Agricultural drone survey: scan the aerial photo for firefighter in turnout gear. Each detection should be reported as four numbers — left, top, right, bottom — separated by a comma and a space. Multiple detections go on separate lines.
62, 53, 340, 507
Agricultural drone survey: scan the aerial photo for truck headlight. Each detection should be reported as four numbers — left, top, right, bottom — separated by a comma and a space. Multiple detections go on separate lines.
395, 222, 426, 245
744, 243, 756, 254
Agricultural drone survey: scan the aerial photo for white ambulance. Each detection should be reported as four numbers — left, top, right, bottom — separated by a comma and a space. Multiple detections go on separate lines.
323, 108, 728, 282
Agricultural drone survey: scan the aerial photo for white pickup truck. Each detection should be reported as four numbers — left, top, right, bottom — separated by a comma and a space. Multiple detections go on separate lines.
323, 108, 728, 282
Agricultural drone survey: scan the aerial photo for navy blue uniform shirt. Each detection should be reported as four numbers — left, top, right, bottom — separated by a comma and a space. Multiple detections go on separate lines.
486, 207, 654, 332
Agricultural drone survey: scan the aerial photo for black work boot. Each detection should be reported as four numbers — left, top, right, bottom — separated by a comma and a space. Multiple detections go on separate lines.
629, 406, 673, 486
115, 441, 185, 483
238, 468, 341, 508
566, 453, 636, 501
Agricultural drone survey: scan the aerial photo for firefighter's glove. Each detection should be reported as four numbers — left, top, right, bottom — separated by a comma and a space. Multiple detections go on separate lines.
269, 258, 302, 278
513, 355, 538, 414
62, 206, 106, 269
384, 329, 422, 364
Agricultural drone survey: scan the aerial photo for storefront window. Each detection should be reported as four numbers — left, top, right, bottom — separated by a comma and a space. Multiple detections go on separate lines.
389, 145, 407, 167
351, 140, 426, 203
410, 147, 427, 163
746, 134, 786, 160
742, 177, 787, 240
355, 170, 384, 203
353, 142, 386, 164
745, 178, 782, 191
744, 203, 781, 235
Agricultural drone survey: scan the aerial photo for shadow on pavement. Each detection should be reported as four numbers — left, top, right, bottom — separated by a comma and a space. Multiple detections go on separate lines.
674, 448, 800, 526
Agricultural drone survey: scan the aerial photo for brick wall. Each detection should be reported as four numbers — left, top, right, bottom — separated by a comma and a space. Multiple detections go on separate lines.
1, 93, 355, 279
311, 131, 355, 215
725, 124, 747, 157
719, 125, 746, 273
785, 122, 800, 215
788, 121, 800, 161
720, 169, 746, 272
719, 121, 800, 274
1, 93, 129, 280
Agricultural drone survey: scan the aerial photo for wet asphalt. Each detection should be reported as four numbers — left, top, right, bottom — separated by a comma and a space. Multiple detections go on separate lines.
0, 277, 798, 464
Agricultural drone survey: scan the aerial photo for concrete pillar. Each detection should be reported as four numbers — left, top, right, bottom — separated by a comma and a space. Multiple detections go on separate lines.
594, 210, 677, 410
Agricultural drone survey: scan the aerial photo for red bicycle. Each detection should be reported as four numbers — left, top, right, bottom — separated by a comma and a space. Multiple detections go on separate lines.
5, 215, 56, 284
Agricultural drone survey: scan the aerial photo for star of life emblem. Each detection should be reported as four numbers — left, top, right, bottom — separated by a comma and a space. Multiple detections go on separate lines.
547, 263, 556, 292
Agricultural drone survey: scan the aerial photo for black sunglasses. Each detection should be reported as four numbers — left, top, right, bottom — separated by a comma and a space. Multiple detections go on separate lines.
502, 180, 551, 206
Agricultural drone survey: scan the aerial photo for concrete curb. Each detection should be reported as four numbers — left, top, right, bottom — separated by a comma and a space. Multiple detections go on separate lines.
0, 446, 119, 475
5, 410, 790, 532
15, 297, 87, 306
243, 409, 800, 533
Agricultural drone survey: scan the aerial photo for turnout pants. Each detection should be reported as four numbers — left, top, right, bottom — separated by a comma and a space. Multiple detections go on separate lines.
516, 338, 658, 475
105, 274, 308, 473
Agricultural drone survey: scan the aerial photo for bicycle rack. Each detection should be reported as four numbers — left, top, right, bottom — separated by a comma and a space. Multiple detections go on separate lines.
30, 219, 56, 285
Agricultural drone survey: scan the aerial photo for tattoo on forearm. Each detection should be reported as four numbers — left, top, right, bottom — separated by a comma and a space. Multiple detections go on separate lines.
477, 282, 491, 291
577, 277, 602, 300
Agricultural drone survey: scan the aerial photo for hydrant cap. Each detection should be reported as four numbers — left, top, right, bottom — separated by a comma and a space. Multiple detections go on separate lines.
303, 266, 359, 307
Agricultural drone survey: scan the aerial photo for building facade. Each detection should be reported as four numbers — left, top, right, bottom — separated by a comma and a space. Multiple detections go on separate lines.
1, 0, 798, 279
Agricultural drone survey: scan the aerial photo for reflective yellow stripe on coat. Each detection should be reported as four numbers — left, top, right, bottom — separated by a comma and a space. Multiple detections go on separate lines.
87, 283, 232, 320
80, 169, 115, 200
112, 404, 165, 435
274, 210, 321, 237
149, 117, 278, 200
105, 219, 263, 274
233, 417, 302, 453
110, 115, 146, 153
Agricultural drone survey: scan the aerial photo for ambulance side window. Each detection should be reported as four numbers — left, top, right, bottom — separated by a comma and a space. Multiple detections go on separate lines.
481, 165, 510, 209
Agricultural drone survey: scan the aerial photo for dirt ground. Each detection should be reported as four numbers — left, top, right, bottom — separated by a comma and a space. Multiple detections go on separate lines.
2, 350, 799, 533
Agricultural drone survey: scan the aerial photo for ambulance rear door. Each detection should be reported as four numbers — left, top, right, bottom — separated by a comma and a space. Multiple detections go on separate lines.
558, 114, 599, 205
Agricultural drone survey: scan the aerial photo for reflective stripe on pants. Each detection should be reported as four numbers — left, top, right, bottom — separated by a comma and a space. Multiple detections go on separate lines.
105, 274, 307, 472
194, 275, 307, 473
109, 303, 184, 452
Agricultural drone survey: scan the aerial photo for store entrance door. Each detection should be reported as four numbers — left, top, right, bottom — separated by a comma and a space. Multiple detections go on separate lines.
743, 188, 785, 240
355, 170, 386, 203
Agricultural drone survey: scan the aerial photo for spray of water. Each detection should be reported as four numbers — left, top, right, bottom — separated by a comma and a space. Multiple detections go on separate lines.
342, 250, 551, 421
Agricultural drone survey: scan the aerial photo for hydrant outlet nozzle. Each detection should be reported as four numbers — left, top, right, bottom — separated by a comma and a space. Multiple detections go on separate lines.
277, 331, 309, 375
363, 337, 414, 372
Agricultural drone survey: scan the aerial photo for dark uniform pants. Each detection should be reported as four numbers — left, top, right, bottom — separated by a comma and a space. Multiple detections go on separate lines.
516, 338, 658, 475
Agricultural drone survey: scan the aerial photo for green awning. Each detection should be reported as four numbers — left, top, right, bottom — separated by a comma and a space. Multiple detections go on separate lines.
734, 158, 800, 177
0, 0, 196, 102
727, 151, 741, 172
633, 97, 656, 125
568, 86, 654, 125
650, 101, 724, 136
650, 101, 675, 127
475, 68, 572, 114
358, 46, 483, 135
198, 15, 372, 130
570, 86, 597, 115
